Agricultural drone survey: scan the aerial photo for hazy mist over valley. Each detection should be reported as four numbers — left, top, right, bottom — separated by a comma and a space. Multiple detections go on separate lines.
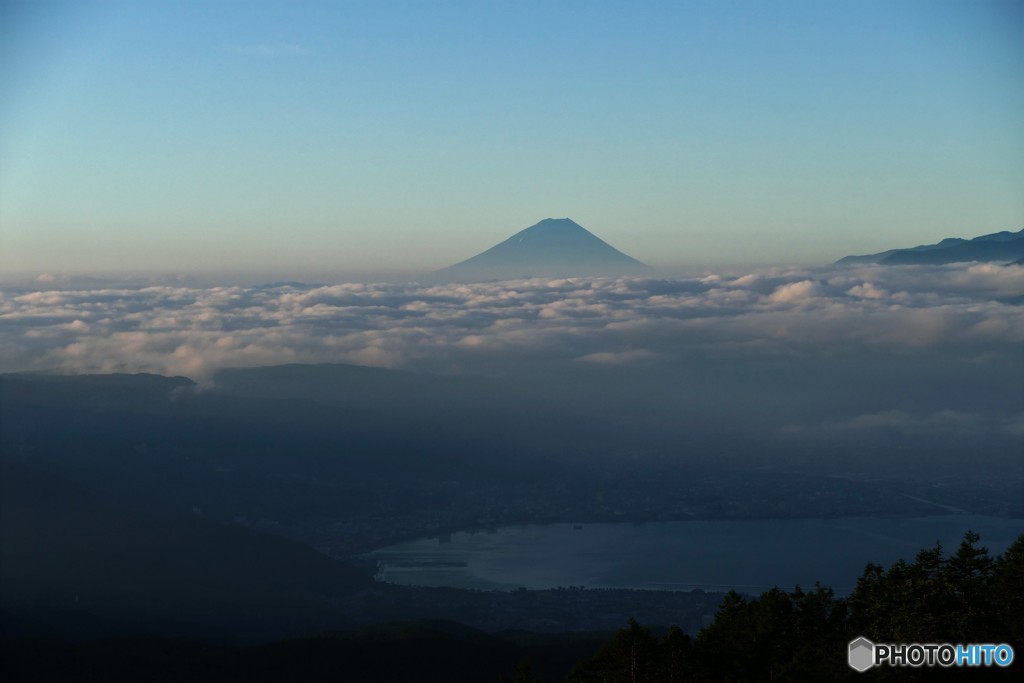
4, 237, 1022, 619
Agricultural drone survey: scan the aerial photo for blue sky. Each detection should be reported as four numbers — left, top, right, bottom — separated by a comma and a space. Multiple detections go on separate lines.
1, 0, 1022, 278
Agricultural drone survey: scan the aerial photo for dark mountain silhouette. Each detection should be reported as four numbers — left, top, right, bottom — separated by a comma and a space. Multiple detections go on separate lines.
0, 619, 609, 682
429, 218, 652, 282
0, 462, 373, 642
836, 228, 1024, 265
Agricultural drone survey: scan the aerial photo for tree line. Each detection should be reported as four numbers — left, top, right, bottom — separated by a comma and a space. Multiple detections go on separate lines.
560, 531, 1023, 682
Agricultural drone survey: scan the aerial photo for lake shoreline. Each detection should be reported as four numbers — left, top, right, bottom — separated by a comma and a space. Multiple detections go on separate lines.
362, 514, 1024, 596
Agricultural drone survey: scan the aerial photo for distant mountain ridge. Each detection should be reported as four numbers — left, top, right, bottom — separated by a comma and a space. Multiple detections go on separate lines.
836, 228, 1024, 265
429, 218, 652, 282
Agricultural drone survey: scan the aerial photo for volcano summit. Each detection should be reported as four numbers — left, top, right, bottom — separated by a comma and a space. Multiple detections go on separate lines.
430, 218, 652, 282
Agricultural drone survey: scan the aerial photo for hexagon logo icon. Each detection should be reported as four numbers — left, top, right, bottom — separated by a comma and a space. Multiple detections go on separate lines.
848, 637, 875, 672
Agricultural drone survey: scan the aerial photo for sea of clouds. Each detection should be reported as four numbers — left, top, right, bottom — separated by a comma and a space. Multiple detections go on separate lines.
2, 263, 1021, 385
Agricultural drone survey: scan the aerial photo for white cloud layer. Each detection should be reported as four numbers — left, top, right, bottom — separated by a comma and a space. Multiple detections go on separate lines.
1, 264, 1022, 381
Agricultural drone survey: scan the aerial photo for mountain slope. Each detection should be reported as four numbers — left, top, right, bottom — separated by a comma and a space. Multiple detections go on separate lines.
430, 218, 652, 282
835, 229, 1024, 265
0, 463, 373, 642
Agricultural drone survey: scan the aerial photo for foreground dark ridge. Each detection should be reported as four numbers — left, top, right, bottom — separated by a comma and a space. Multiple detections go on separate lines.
3, 532, 1020, 682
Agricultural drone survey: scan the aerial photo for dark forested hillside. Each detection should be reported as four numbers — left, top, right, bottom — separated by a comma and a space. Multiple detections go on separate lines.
0, 463, 373, 642
571, 532, 1024, 681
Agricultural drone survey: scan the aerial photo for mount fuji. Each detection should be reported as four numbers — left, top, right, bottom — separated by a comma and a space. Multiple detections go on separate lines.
430, 218, 652, 282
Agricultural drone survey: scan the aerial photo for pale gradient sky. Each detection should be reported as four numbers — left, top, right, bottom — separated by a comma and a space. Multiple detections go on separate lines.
1, 0, 1022, 279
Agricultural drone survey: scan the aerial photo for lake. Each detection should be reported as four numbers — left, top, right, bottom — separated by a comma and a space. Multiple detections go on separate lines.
364, 515, 1024, 594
